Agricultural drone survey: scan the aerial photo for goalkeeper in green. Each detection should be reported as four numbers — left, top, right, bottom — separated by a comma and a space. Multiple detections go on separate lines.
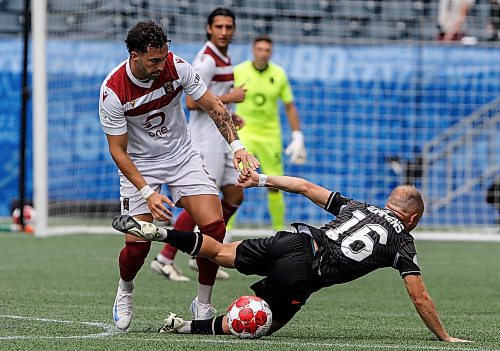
233, 35, 306, 230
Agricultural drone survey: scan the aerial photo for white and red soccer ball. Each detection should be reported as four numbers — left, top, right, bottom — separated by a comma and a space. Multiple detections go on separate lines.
12, 205, 36, 233
226, 295, 272, 339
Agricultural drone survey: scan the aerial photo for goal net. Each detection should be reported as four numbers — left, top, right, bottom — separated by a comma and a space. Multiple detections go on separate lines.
12, 0, 500, 235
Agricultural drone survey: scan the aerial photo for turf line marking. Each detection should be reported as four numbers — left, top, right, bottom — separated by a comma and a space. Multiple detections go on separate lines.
114, 336, 499, 351
0, 315, 117, 339
1, 315, 497, 351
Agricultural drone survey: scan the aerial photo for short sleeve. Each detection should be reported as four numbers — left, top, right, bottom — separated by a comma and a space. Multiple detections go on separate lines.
324, 192, 350, 215
394, 241, 421, 278
99, 85, 127, 136
279, 69, 294, 104
174, 54, 207, 100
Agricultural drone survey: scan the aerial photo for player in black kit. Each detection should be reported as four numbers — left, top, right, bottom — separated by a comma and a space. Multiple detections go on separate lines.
112, 169, 470, 342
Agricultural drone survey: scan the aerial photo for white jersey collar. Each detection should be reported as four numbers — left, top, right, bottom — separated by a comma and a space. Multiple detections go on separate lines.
126, 58, 154, 89
205, 41, 230, 64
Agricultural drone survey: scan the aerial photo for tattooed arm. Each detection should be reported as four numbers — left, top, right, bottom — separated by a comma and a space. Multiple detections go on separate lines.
195, 89, 260, 171
195, 89, 239, 144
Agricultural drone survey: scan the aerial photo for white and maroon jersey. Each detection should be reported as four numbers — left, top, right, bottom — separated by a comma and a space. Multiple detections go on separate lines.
99, 52, 207, 162
189, 41, 234, 153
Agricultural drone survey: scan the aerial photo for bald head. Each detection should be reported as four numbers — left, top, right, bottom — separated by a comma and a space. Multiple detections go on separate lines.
387, 185, 424, 231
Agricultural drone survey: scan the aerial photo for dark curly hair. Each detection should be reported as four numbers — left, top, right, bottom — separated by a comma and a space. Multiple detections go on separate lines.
206, 7, 235, 40
125, 21, 169, 54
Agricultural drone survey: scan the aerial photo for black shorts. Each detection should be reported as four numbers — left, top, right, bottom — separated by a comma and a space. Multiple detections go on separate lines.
234, 231, 321, 324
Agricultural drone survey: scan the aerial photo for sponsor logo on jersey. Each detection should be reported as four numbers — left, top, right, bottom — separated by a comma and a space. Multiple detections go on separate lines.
194, 73, 201, 84
252, 93, 266, 106
143, 112, 166, 130
102, 89, 109, 101
143, 112, 169, 141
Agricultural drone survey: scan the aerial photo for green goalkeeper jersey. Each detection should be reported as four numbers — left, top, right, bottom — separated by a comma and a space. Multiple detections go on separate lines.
234, 60, 294, 138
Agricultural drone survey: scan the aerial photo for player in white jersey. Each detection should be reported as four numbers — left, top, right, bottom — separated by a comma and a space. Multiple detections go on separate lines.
99, 20, 259, 331
151, 8, 245, 281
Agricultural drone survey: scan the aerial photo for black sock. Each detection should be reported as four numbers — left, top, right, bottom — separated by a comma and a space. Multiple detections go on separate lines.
160, 229, 203, 256
190, 316, 225, 335
213, 315, 225, 335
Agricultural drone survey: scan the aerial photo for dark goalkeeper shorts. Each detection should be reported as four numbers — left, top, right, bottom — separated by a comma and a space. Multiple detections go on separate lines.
234, 231, 321, 324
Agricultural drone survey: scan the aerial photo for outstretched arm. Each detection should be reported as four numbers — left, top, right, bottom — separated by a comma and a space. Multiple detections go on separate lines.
237, 169, 331, 209
403, 275, 471, 342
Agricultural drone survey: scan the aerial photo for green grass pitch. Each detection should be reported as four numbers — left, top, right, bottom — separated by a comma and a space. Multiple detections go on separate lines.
1, 232, 499, 351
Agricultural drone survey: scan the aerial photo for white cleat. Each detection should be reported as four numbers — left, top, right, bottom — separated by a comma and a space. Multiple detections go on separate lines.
188, 257, 230, 280
190, 296, 217, 320
215, 268, 230, 280
158, 312, 187, 333
113, 285, 133, 331
150, 258, 190, 282
112, 215, 162, 241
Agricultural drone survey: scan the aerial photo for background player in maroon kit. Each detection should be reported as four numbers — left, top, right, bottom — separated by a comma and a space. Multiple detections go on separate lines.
151, 8, 244, 282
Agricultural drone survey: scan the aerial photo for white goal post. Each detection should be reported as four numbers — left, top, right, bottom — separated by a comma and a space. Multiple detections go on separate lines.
32, 0, 48, 236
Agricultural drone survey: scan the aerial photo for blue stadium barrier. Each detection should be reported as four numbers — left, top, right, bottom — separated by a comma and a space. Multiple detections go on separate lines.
0, 39, 498, 225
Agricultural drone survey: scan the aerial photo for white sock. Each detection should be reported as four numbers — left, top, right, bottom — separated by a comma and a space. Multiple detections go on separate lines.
118, 278, 134, 293
156, 253, 173, 265
177, 321, 192, 334
197, 284, 213, 305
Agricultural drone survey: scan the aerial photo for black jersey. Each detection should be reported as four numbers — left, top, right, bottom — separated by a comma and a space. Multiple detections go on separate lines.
293, 192, 421, 287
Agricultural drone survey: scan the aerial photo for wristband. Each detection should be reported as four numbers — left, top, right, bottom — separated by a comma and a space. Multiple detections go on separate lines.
140, 185, 155, 200
258, 174, 268, 187
230, 140, 245, 153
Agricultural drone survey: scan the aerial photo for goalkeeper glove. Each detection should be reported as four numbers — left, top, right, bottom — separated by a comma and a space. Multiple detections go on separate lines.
285, 130, 307, 165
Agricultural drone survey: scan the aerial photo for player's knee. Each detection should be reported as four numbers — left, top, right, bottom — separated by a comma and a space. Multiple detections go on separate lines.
199, 219, 226, 243
124, 241, 151, 258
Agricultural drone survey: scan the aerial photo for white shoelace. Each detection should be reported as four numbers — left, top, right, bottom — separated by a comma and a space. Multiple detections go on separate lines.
116, 292, 133, 315
197, 303, 217, 318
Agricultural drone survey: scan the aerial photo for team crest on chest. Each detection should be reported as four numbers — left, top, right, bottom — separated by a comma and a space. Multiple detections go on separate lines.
163, 81, 174, 94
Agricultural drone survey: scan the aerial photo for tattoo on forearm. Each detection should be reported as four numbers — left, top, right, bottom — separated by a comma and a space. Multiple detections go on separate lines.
209, 101, 239, 143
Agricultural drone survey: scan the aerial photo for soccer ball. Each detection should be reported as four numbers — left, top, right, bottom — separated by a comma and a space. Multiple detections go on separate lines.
226, 295, 272, 339
11, 205, 36, 233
